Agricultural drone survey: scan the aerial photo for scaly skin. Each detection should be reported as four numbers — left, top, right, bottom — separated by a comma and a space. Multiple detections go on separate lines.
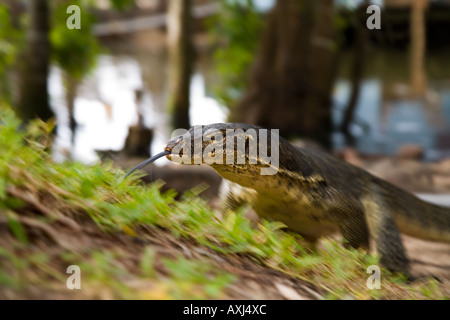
162, 123, 450, 276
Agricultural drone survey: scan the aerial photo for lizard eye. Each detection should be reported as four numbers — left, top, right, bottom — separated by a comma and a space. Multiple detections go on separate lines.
213, 133, 224, 142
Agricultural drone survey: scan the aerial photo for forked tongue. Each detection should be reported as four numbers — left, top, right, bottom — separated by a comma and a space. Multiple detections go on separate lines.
125, 150, 170, 178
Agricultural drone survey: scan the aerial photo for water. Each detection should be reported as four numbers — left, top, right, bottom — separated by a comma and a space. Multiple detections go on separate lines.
49, 54, 228, 165
332, 49, 450, 160
49, 49, 450, 164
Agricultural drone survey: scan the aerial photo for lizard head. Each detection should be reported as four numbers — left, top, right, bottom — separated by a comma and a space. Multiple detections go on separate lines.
126, 123, 281, 186
163, 123, 280, 185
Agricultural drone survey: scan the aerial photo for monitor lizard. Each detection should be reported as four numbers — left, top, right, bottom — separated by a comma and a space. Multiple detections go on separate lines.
127, 123, 450, 277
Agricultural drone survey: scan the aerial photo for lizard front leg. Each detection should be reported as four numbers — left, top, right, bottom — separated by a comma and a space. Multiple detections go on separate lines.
339, 214, 370, 250
312, 186, 370, 250
218, 179, 257, 214
360, 187, 411, 276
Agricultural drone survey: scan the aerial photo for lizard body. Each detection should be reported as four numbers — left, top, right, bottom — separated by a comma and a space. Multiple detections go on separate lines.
129, 123, 450, 276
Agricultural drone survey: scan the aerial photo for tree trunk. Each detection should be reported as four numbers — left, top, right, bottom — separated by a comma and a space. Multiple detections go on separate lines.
410, 0, 428, 98
167, 0, 194, 130
122, 89, 153, 158
62, 72, 78, 146
341, 4, 368, 147
16, 0, 53, 122
234, 0, 337, 148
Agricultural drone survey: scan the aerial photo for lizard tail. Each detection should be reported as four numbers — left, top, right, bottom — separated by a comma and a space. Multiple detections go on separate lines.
393, 194, 450, 243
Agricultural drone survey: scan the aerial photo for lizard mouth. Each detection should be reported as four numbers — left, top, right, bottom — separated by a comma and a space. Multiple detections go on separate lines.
163, 136, 185, 159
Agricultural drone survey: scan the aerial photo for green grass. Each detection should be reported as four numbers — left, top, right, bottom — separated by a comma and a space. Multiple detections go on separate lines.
0, 108, 448, 300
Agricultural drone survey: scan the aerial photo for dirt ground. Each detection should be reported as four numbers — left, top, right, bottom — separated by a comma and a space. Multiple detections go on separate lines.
119, 153, 450, 287
0, 196, 323, 300
2, 153, 448, 300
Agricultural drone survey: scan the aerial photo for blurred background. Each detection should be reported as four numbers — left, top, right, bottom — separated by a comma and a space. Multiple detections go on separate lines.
1, 0, 450, 198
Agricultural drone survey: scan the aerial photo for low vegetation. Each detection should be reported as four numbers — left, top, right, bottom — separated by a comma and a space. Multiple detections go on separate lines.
0, 108, 447, 299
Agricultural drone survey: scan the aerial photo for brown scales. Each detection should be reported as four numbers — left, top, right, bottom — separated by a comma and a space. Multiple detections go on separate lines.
132, 123, 450, 278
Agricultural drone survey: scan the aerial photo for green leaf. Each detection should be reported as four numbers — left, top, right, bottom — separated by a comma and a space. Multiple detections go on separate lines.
6, 211, 28, 245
